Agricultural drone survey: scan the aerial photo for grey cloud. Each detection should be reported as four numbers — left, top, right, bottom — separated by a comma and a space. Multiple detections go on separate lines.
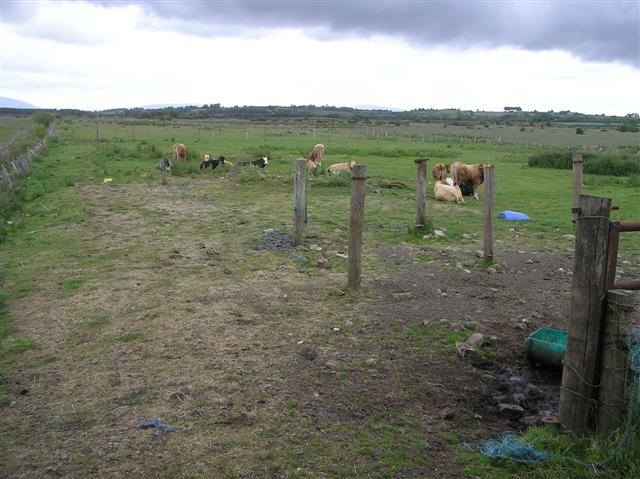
110, 0, 639, 67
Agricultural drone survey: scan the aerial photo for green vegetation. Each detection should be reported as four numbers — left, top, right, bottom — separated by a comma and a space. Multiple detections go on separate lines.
528, 150, 640, 177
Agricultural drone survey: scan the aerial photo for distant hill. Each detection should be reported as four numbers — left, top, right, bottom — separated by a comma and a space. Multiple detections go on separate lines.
0, 97, 38, 109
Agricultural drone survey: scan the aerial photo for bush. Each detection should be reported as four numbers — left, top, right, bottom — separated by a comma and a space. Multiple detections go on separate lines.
528, 151, 640, 176
576, 127, 585, 134
618, 124, 639, 132
32, 112, 54, 128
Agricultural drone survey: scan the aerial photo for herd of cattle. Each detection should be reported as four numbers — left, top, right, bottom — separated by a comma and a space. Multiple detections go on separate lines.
156, 142, 489, 203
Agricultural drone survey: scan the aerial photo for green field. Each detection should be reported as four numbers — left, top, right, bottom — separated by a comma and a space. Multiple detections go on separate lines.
1, 115, 639, 478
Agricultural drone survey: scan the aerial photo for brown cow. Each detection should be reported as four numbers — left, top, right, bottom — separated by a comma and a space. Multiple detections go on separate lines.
305, 144, 325, 167
432, 163, 450, 182
172, 143, 187, 162
450, 162, 491, 199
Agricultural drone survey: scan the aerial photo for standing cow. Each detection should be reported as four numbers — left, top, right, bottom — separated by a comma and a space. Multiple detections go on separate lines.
173, 143, 187, 162
450, 162, 491, 199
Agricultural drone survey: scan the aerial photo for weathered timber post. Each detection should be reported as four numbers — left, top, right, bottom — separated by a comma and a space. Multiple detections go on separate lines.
483, 165, 496, 261
559, 194, 612, 434
347, 164, 367, 290
293, 159, 307, 246
597, 289, 636, 434
415, 159, 428, 227
572, 154, 583, 229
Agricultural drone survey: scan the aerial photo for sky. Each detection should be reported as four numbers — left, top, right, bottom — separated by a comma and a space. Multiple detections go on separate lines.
1, 0, 639, 115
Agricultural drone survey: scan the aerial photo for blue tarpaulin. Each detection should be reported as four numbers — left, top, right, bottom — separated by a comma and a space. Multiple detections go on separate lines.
498, 210, 531, 221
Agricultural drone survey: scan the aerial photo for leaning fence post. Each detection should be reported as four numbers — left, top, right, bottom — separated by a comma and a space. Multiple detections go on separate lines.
415, 159, 428, 227
572, 153, 583, 229
293, 159, 307, 246
559, 194, 612, 434
347, 164, 367, 290
483, 165, 496, 261
597, 289, 636, 435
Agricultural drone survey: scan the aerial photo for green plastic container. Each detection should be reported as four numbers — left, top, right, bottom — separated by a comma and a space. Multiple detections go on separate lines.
525, 327, 568, 369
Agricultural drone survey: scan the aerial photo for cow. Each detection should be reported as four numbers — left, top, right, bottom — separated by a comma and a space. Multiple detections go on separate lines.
172, 143, 187, 162
450, 162, 490, 199
305, 144, 325, 167
327, 160, 356, 174
201, 155, 233, 170
238, 156, 268, 168
432, 163, 450, 182
157, 154, 171, 171
434, 180, 464, 204
306, 158, 319, 170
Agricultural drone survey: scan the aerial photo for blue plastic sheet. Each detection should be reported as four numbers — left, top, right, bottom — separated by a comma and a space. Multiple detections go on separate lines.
498, 210, 530, 221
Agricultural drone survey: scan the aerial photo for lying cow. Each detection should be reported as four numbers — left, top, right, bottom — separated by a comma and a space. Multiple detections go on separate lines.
432, 162, 450, 182
201, 155, 233, 170
450, 162, 490, 199
157, 154, 171, 171
327, 160, 356, 174
434, 179, 464, 204
238, 156, 268, 168
173, 143, 187, 162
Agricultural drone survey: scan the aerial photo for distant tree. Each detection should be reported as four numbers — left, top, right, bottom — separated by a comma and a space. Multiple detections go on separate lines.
576, 127, 585, 134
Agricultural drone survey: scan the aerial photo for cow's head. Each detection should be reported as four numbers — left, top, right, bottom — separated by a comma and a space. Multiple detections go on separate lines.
203, 154, 210, 162
349, 161, 356, 169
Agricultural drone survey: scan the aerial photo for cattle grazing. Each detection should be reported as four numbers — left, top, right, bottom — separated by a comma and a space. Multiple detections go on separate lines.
434, 180, 464, 204
450, 162, 490, 199
238, 156, 268, 168
305, 144, 325, 167
200, 155, 233, 170
432, 162, 450, 182
327, 160, 356, 174
173, 143, 187, 162
157, 154, 171, 171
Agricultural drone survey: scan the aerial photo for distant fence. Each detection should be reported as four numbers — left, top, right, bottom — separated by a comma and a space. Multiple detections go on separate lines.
0, 123, 57, 189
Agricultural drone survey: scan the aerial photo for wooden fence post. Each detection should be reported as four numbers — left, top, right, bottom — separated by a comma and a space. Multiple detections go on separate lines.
348, 165, 367, 290
572, 154, 583, 229
293, 159, 307, 246
415, 159, 428, 227
597, 289, 636, 434
559, 194, 612, 434
483, 165, 496, 261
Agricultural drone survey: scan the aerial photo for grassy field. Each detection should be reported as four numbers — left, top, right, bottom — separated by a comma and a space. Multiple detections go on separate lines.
1, 116, 639, 478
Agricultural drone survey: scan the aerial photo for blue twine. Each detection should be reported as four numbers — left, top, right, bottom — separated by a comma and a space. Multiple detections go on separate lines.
134, 417, 182, 432
463, 432, 550, 464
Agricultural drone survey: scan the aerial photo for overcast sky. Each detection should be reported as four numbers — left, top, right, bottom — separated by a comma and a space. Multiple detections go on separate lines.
1, 0, 639, 115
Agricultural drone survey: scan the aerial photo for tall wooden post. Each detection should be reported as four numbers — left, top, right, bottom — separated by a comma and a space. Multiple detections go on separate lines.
415, 159, 428, 227
348, 165, 367, 290
483, 165, 496, 261
293, 159, 307, 246
597, 289, 636, 435
572, 154, 583, 229
559, 194, 612, 434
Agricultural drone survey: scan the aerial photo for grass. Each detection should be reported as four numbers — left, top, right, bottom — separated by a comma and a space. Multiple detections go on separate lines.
0, 115, 638, 478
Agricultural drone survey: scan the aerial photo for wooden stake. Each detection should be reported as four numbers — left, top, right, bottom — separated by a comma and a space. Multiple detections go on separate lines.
597, 289, 636, 435
559, 194, 612, 434
483, 165, 496, 261
293, 159, 307, 246
415, 159, 428, 227
572, 154, 583, 229
348, 165, 367, 290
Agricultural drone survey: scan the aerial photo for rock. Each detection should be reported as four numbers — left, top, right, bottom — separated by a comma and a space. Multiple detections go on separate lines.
481, 374, 496, 382
309, 244, 322, 251
316, 259, 328, 269
525, 384, 545, 400
464, 321, 479, 330
328, 287, 346, 297
476, 250, 484, 258
466, 332, 484, 348
512, 393, 527, 406
563, 234, 576, 241
223, 268, 233, 275
298, 268, 308, 273
487, 267, 497, 274
525, 258, 534, 264
498, 403, 525, 419
434, 229, 446, 237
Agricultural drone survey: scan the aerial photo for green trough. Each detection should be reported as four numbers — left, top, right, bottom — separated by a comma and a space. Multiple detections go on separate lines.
525, 327, 568, 369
